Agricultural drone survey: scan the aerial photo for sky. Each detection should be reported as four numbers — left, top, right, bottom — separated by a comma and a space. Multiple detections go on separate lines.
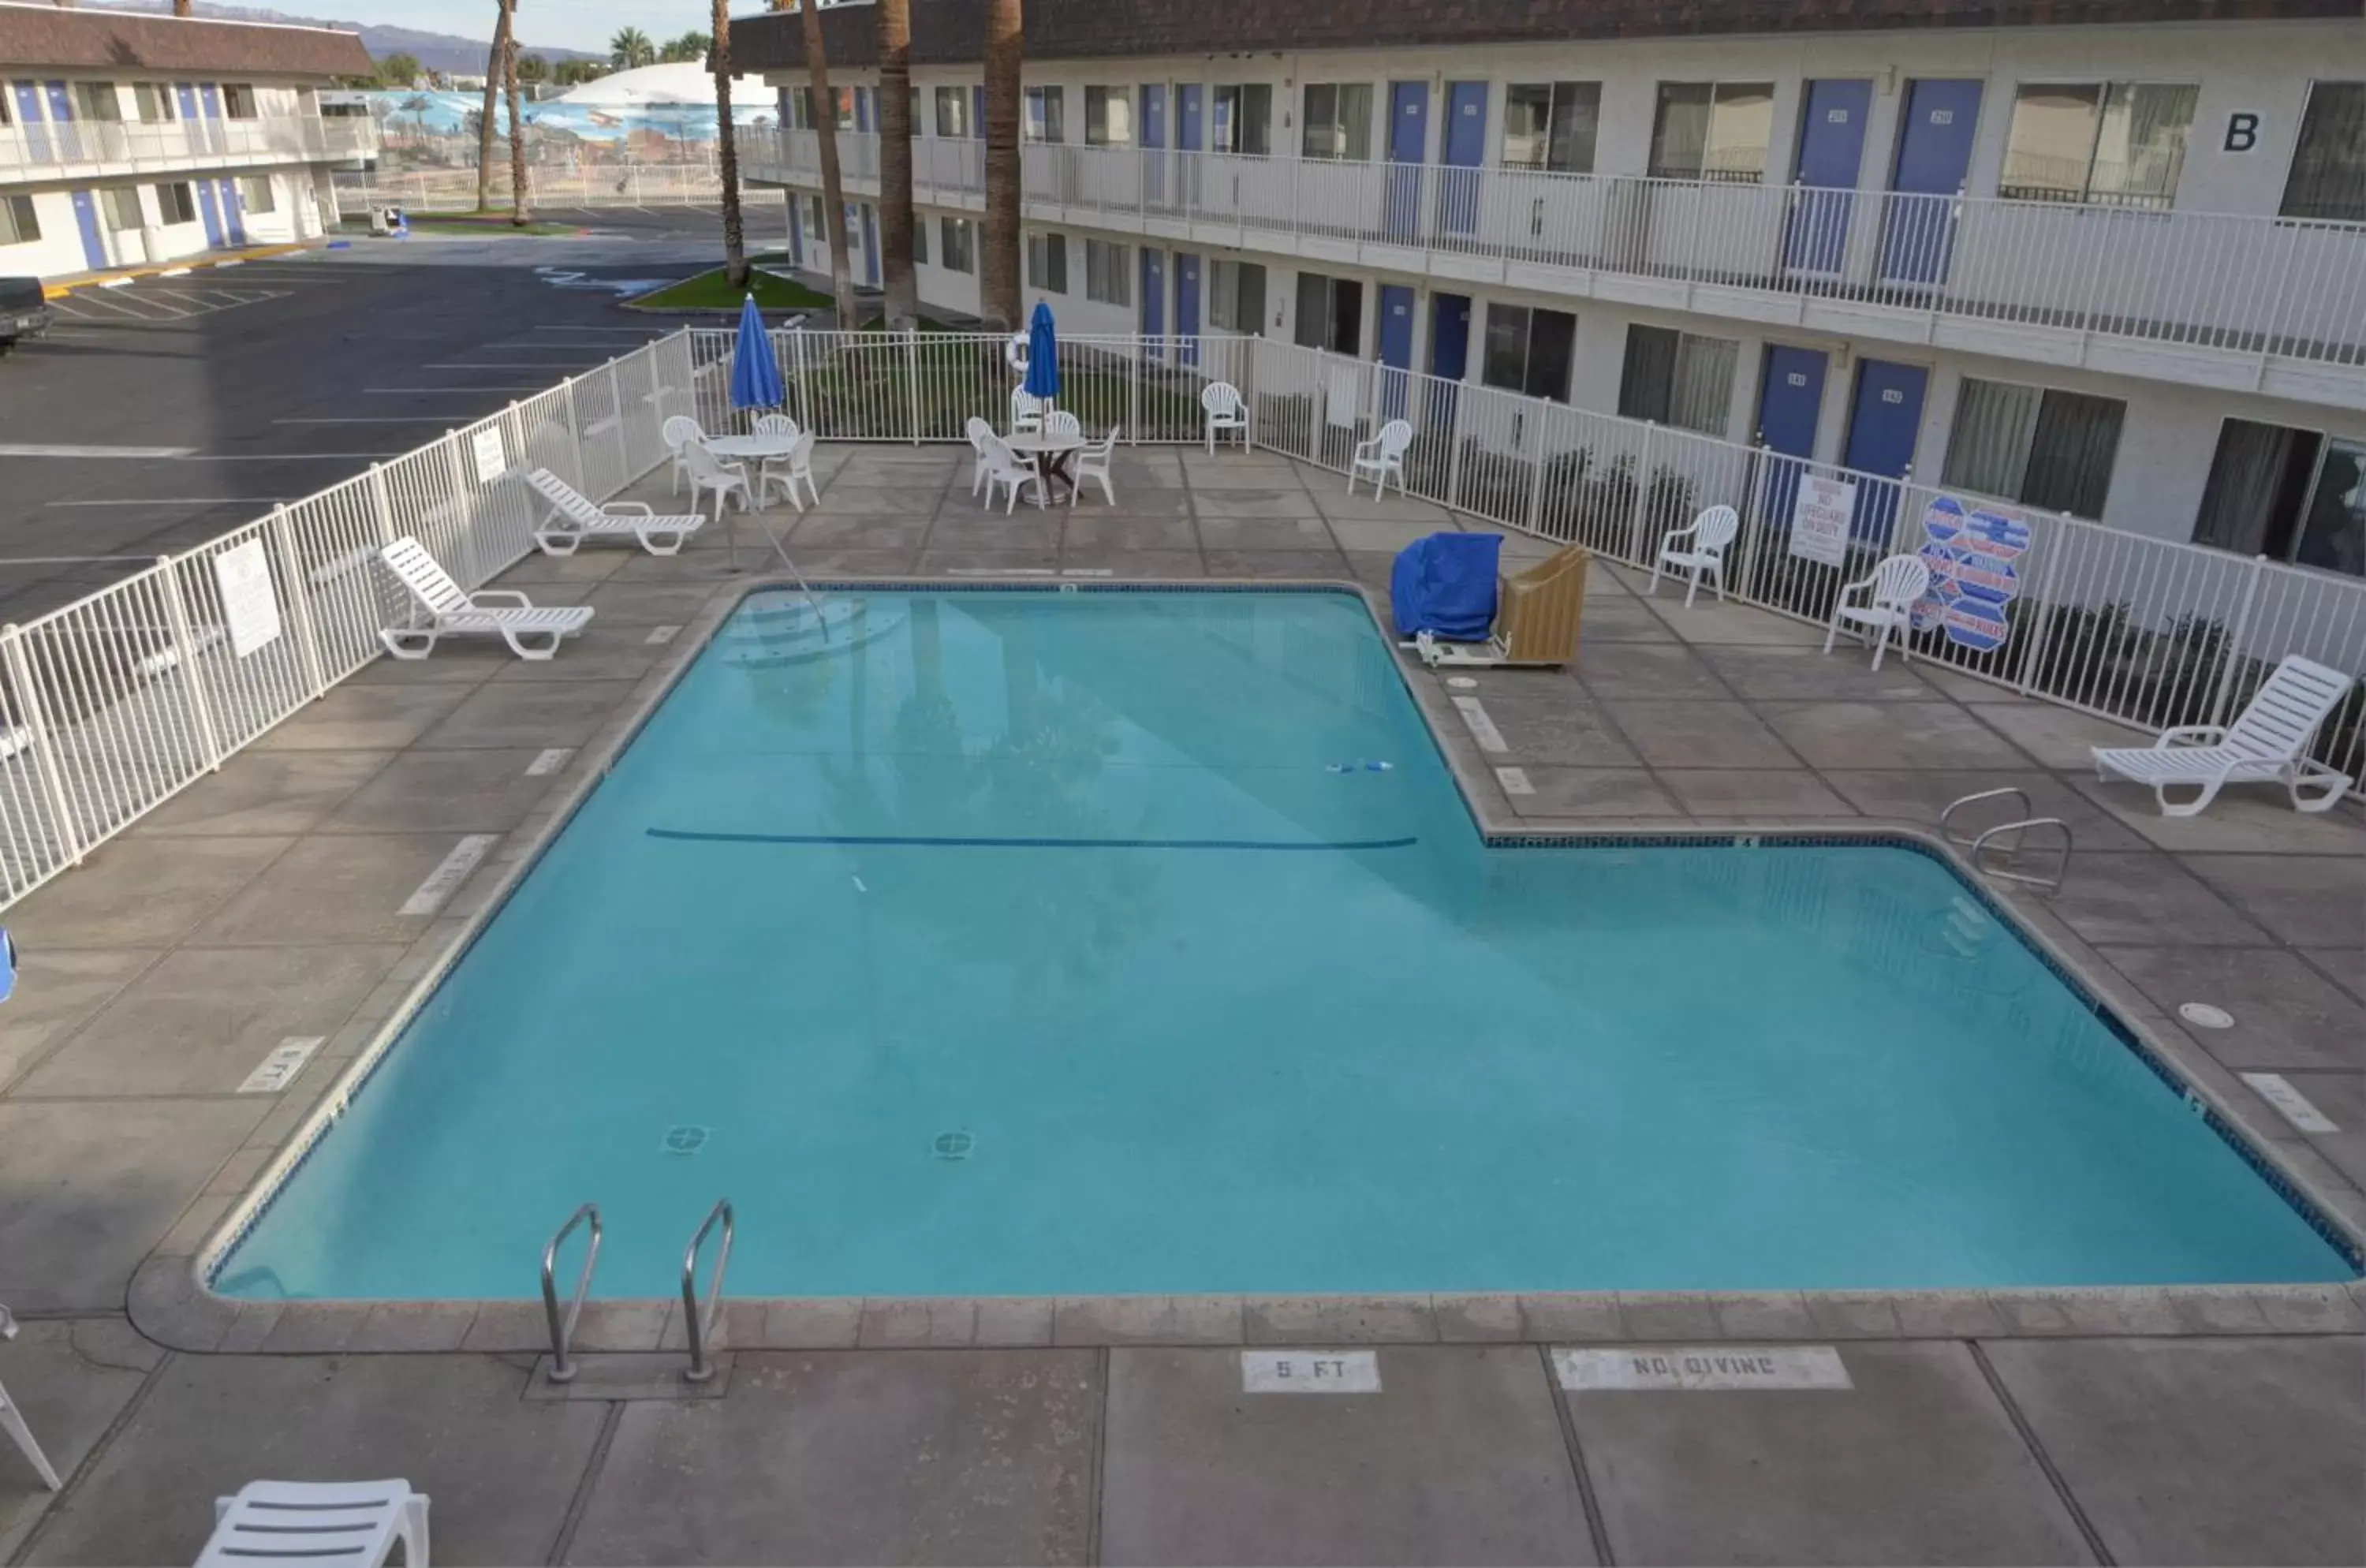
364, 1, 772, 54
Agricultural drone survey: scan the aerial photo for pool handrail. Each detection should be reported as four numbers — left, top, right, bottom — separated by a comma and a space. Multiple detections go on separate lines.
539, 1201, 602, 1383
681, 1197, 735, 1383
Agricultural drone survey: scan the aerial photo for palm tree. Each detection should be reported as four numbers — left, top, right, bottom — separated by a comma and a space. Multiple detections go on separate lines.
504, 9, 531, 227
980, 0, 1023, 330
476, 0, 514, 211
875, 0, 918, 330
609, 28, 655, 69
800, 0, 858, 327
711, 0, 748, 289
173, 0, 192, 15
662, 31, 711, 64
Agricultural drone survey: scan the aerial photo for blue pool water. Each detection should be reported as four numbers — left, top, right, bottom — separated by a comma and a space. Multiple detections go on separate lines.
218, 589, 2354, 1300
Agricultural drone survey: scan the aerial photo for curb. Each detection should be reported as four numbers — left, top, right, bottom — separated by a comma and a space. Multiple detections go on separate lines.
44, 241, 314, 299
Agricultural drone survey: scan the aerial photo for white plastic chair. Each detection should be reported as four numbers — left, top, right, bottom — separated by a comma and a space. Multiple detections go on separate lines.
965, 416, 995, 497
0, 1305, 60, 1493
1044, 409, 1082, 439
378, 538, 593, 662
2093, 654, 2357, 817
198, 1480, 429, 1568
523, 469, 705, 557
1010, 387, 1046, 436
752, 413, 797, 439
761, 429, 820, 511
1201, 382, 1247, 454
661, 415, 706, 495
1348, 419, 1413, 498
1649, 504, 1741, 607
683, 441, 753, 523
1823, 554, 1931, 670
980, 434, 1043, 514
1070, 426, 1119, 507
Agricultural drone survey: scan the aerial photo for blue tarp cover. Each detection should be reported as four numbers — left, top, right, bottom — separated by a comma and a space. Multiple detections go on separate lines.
1390, 532, 1501, 640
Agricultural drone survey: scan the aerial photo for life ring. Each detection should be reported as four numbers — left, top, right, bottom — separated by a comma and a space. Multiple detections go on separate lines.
1005, 331, 1028, 375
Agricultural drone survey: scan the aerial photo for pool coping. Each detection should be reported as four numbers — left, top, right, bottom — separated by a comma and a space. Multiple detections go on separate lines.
138, 573, 2366, 1358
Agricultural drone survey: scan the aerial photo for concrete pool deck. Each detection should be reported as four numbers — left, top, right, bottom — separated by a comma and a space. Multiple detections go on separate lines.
0, 444, 2360, 1564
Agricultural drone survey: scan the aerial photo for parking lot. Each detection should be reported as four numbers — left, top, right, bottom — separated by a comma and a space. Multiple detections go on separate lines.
0, 210, 767, 622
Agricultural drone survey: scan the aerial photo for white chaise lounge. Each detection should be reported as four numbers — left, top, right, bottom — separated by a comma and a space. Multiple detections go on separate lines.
2092, 653, 2357, 817
1, 1305, 60, 1492
196, 1480, 429, 1568
523, 469, 704, 557
379, 537, 593, 662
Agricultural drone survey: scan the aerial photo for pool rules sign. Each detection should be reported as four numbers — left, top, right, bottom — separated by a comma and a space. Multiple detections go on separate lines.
1787, 475, 1857, 567
211, 538, 282, 659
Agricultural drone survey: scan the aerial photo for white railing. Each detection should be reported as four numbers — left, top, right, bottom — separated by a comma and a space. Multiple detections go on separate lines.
334, 162, 788, 215
738, 129, 2366, 380
689, 323, 2366, 793
0, 114, 376, 174
0, 333, 696, 910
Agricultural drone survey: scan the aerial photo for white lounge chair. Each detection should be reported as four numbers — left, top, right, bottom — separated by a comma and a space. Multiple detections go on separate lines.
761, 430, 820, 512
1823, 554, 1930, 670
1650, 504, 1741, 607
1070, 426, 1119, 507
965, 416, 995, 498
379, 537, 593, 662
197, 1480, 428, 1568
661, 416, 705, 496
980, 435, 1043, 514
2093, 654, 2357, 817
1348, 419, 1414, 498
0, 1305, 60, 1492
523, 469, 704, 558
1010, 388, 1046, 436
682, 441, 753, 523
1202, 382, 1247, 454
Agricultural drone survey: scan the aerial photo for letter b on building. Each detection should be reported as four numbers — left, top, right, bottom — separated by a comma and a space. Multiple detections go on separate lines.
2224, 113, 2260, 154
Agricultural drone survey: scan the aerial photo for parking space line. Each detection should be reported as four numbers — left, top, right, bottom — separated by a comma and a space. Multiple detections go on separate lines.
362, 386, 562, 394
0, 443, 197, 458
47, 498, 284, 508
274, 416, 478, 424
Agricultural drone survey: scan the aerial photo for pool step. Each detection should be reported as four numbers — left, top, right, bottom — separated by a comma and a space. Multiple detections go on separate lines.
1939, 788, 2073, 895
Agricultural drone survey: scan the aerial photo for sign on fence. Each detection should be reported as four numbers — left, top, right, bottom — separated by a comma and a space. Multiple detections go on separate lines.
1913, 495, 2029, 652
470, 427, 509, 486
1788, 474, 1856, 566
212, 538, 282, 659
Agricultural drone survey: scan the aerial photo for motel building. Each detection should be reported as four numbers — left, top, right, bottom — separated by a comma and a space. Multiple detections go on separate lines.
730, 0, 2366, 584
0, 3, 375, 282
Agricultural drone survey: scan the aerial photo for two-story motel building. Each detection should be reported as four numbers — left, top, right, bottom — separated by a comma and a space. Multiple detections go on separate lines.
730, 0, 2364, 581
0, 4, 375, 281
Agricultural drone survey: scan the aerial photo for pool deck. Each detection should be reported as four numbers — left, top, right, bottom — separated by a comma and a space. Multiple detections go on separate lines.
2, 444, 2360, 1565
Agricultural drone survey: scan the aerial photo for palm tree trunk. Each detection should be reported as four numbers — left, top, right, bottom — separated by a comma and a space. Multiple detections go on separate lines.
475, 0, 511, 212
800, 0, 858, 328
504, 16, 530, 226
979, 0, 1023, 331
711, 0, 748, 289
875, 0, 918, 329
173, 0, 193, 15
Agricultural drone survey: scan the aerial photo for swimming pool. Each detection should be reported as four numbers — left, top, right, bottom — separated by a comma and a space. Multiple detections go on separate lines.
215, 588, 2356, 1301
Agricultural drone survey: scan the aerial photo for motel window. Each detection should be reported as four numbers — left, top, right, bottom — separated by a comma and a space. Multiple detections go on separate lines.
220, 84, 257, 119
933, 85, 971, 139
0, 194, 38, 246
1998, 83, 2197, 209
1649, 82, 1774, 183
0, 92, 10, 127
1617, 324, 1736, 435
1027, 230, 1068, 293
2282, 82, 2366, 222
238, 176, 276, 214
1301, 83, 1373, 162
73, 83, 122, 121
1084, 239, 1131, 305
1480, 304, 1575, 402
1502, 82, 1599, 174
156, 181, 198, 224
1293, 271, 1362, 356
1942, 378, 2126, 520
940, 216, 975, 273
1084, 86, 1133, 147
1209, 259, 1267, 334
2193, 420, 2366, 578
1025, 86, 1065, 144
132, 84, 175, 123
1213, 84, 1271, 156
99, 186, 144, 231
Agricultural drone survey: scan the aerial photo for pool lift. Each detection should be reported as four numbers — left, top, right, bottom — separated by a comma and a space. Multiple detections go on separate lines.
729, 510, 908, 663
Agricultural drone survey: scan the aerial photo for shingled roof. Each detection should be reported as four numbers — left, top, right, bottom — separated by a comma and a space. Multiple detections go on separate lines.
731, 0, 2357, 71
0, 3, 373, 79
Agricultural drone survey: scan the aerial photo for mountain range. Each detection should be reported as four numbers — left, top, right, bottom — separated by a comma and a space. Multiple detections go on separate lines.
83, 1, 602, 74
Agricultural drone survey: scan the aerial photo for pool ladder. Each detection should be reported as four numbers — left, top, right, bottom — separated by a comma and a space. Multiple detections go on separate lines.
539, 1197, 736, 1384
1940, 788, 2073, 894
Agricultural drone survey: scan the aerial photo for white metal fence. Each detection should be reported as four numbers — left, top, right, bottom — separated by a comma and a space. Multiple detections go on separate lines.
0, 332, 696, 909
0, 114, 376, 174
334, 162, 789, 215
689, 323, 2366, 793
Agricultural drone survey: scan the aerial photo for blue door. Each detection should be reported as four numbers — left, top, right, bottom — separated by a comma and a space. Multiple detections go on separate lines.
218, 178, 246, 245
43, 80, 76, 162
972, 85, 985, 140
1784, 79, 1870, 275
1438, 82, 1486, 237
1177, 84, 1203, 208
11, 83, 48, 162
860, 203, 879, 286
1140, 84, 1166, 207
1425, 292, 1470, 430
1755, 345, 1828, 532
1208, 90, 1228, 155
1883, 80, 1982, 286
1377, 284, 1415, 419
195, 179, 225, 247
1140, 247, 1164, 353
1384, 81, 1427, 242
1842, 358, 1928, 544
69, 189, 106, 270
1174, 251, 1200, 365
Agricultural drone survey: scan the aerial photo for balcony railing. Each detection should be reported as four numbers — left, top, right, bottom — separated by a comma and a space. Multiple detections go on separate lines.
741, 129, 2366, 383
0, 114, 377, 175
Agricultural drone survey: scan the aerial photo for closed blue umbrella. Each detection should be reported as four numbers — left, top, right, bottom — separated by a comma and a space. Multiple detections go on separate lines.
1023, 301, 1061, 404
729, 293, 785, 413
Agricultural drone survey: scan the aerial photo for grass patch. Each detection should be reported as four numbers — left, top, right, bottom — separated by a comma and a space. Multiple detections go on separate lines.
629, 266, 833, 312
